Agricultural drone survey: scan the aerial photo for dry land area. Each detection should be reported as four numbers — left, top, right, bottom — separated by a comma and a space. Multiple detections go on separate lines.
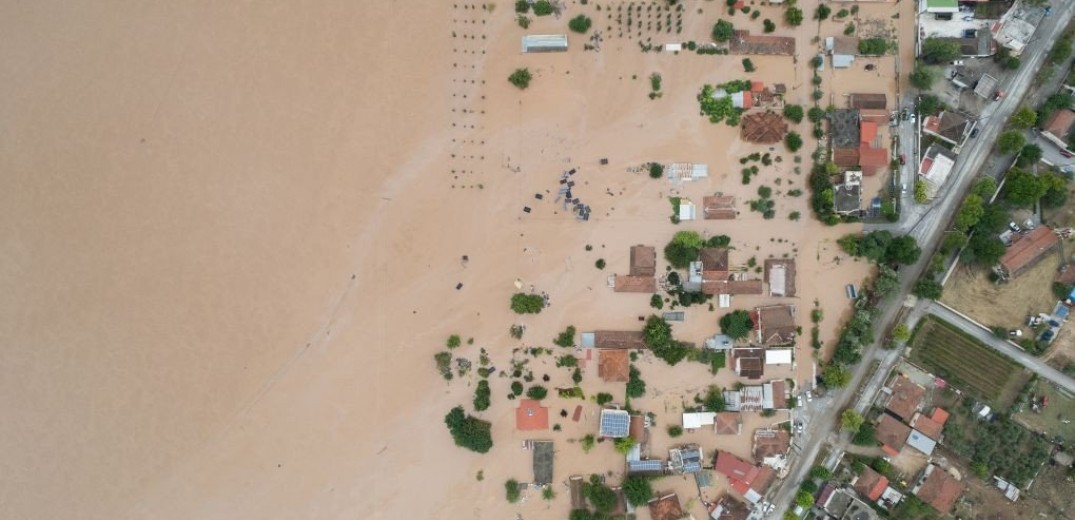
1014, 379, 1075, 441
941, 258, 1061, 334
908, 316, 1030, 410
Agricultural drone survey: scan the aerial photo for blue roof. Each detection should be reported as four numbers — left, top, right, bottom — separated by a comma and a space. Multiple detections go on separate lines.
599, 410, 630, 437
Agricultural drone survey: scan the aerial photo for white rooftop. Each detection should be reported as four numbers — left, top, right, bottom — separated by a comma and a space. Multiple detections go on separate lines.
765, 349, 793, 365
682, 412, 717, 429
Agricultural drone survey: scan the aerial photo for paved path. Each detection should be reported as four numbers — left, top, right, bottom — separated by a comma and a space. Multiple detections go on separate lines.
927, 302, 1075, 394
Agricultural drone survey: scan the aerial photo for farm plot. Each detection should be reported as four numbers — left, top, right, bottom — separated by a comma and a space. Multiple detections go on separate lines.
909, 317, 1029, 410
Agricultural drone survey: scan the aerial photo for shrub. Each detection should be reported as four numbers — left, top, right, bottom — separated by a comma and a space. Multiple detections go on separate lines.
526, 385, 548, 400
434, 351, 453, 380
508, 68, 532, 89
810, 465, 832, 480
712, 19, 735, 42
568, 14, 592, 33
742, 58, 755, 72
626, 365, 646, 397
511, 293, 545, 314
807, 107, 825, 122
858, 38, 888, 55
532, 0, 554, 16
785, 132, 803, 152
783, 104, 804, 123
844, 23, 855, 36
505, 479, 521, 503
447, 334, 462, 349
648, 161, 664, 178
853, 423, 877, 446
841, 409, 864, 432
511, 381, 524, 396
473, 380, 492, 411
515, 0, 529, 13
596, 392, 614, 405
785, 7, 804, 26
622, 475, 654, 506
650, 294, 664, 310
763, 19, 776, 33
910, 66, 934, 89
912, 278, 943, 299
814, 4, 831, 20
720, 310, 754, 340
595, 258, 606, 269
921, 37, 961, 64
667, 425, 683, 437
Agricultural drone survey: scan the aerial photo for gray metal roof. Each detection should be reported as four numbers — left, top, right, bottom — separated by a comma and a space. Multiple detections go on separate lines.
907, 430, 937, 455
599, 409, 631, 437
521, 34, 568, 53
533, 441, 554, 484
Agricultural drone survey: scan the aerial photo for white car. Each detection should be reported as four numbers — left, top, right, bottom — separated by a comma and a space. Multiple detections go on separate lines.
805, 391, 813, 403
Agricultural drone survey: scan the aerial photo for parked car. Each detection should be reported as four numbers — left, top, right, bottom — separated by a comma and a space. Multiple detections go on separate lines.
901, 183, 907, 194
970, 128, 980, 138
1009, 221, 1021, 233
1062, 150, 1074, 158
805, 391, 813, 403
899, 153, 906, 165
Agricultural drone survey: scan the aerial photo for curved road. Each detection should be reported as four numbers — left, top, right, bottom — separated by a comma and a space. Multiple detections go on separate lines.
928, 302, 1075, 394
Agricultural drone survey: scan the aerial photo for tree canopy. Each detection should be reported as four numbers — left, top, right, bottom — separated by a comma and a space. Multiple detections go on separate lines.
785, 7, 804, 26
1042, 173, 1069, 208
783, 104, 804, 124
841, 409, 864, 432
444, 406, 494, 453
1016, 143, 1043, 167
663, 230, 704, 268
510, 293, 545, 314
910, 66, 934, 90
568, 15, 592, 33
858, 38, 887, 55
785, 131, 803, 152
712, 19, 735, 42
954, 194, 984, 232
622, 475, 654, 506
838, 231, 921, 265
508, 68, 532, 90
719, 310, 755, 340
972, 177, 998, 198
1010, 107, 1038, 129
822, 364, 852, 388
920, 38, 961, 64
912, 278, 944, 300
643, 315, 691, 365
1003, 168, 1048, 207
997, 130, 1026, 154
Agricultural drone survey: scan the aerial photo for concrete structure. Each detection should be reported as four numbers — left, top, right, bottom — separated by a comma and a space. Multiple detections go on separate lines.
975, 74, 999, 99
764, 259, 796, 297
682, 412, 717, 430
532, 440, 554, 484
907, 429, 938, 455
715, 412, 743, 435
834, 171, 863, 215
999, 226, 1060, 279
763, 380, 788, 409
993, 2, 1047, 56
666, 162, 709, 182
922, 111, 973, 149
521, 34, 568, 53
764, 349, 792, 365
669, 444, 704, 473
678, 198, 696, 221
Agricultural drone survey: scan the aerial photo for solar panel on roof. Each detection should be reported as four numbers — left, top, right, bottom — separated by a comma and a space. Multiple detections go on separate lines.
682, 462, 702, 473
600, 411, 630, 437
628, 459, 664, 473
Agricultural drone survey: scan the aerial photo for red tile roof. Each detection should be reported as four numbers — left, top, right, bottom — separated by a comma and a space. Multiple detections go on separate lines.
1001, 226, 1060, 276
516, 399, 549, 430
598, 349, 630, 382
614, 275, 657, 293
750, 80, 765, 93
916, 466, 965, 513
1045, 109, 1075, 138
715, 412, 743, 435
931, 408, 950, 425
648, 493, 686, 520
854, 467, 889, 502
858, 145, 889, 175
912, 412, 944, 441
886, 375, 925, 420
860, 121, 878, 144
876, 414, 911, 457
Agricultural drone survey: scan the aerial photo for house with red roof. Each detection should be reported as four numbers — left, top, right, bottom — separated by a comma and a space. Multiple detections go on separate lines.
714, 450, 775, 504
516, 399, 549, 431
853, 466, 890, 502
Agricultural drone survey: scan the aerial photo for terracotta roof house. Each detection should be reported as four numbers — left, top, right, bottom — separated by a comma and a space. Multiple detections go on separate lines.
733, 348, 765, 380
730, 30, 796, 55
703, 194, 738, 220
1042, 109, 1075, 151
629, 415, 647, 443
629, 245, 656, 276
853, 466, 890, 502
516, 399, 550, 431
715, 412, 743, 435
922, 111, 972, 148
850, 93, 887, 110
766, 380, 788, 409
860, 120, 879, 144
915, 465, 965, 514
833, 147, 861, 168
741, 111, 788, 144
858, 145, 889, 176
752, 304, 797, 346
709, 495, 752, 520
704, 278, 765, 296
764, 259, 796, 297
885, 375, 926, 421
1000, 226, 1060, 279
695, 247, 765, 296
614, 275, 657, 293
876, 414, 912, 457
584, 330, 646, 350
648, 492, 686, 520
859, 109, 890, 124
752, 429, 791, 468
911, 407, 949, 441
598, 349, 630, 382
700, 247, 731, 272
714, 450, 775, 503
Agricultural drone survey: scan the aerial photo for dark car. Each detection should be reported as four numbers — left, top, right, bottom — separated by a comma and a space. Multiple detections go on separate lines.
970, 128, 980, 138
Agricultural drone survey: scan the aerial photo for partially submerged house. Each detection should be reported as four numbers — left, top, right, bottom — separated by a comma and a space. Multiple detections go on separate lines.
724, 385, 765, 411
922, 111, 973, 150
614, 244, 658, 293
516, 399, 550, 431
521, 34, 568, 53
533, 440, 554, 484
884, 375, 926, 422
764, 259, 796, 297
665, 163, 709, 182
581, 330, 646, 350
731, 348, 765, 380
682, 411, 717, 430
919, 145, 958, 199
752, 429, 791, 469
1042, 109, 1075, 151
849, 93, 887, 111
715, 412, 743, 435
714, 450, 776, 504
998, 226, 1060, 279
752, 304, 797, 346
824, 36, 857, 68
876, 413, 912, 457
669, 444, 704, 474
730, 30, 795, 55
834, 170, 863, 215
762, 380, 788, 409
708, 495, 752, 520
914, 464, 966, 514
691, 247, 764, 297
599, 409, 631, 438
648, 492, 687, 520
703, 194, 738, 220
598, 349, 630, 382
741, 111, 788, 144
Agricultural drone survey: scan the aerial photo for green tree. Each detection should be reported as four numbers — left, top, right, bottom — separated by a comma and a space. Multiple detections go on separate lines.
853, 423, 877, 446
873, 265, 900, 299
1042, 173, 1069, 208
858, 38, 888, 55
763, 19, 776, 33
580, 434, 596, 453
510, 293, 545, 314
912, 278, 943, 300
584, 478, 618, 513
527, 385, 548, 400
511, 381, 524, 396
814, 4, 831, 20
886, 235, 922, 265
841, 409, 864, 432
444, 406, 494, 453
667, 425, 683, 437
783, 104, 804, 123
570, 510, 595, 520
796, 490, 815, 508
810, 465, 832, 480
918, 94, 943, 115
965, 234, 1007, 266
626, 365, 646, 397
568, 14, 592, 33
1017, 143, 1043, 167
532, 0, 554, 16
622, 475, 654, 506
1004, 168, 1046, 206
822, 364, 852, 388
614, 436, 636, 455
785, 7, 804, 26
954, 194, 984, 232
447, 334, 462, 349
650, 294, 664, 310
921, 38, 961, 64
648, 162, 664, 179
942, 231, 969, 253
473, 380, 491, 411
914, 180, 929, 203
508, 68, 532, 90
1011, 107, 1038, 129
643, 315, 674, 349
742, 58, 756, 72
554, 325, 577, 347
712, 19, 735, 42
703, 384, 726, 412
505, 479, 521, 503
719, 310, 755, 340
997, 130, 1026, 154
892, 323, 911, 342
515, 0, 530, 13
808, 107, 826, 123
910, 66, 934, 90
664, 231, 703, 268
785, 131, 803, 152
972, 177, 998, 198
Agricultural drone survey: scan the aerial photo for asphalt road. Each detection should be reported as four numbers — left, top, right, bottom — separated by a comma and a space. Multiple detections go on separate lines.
928, 302, 1075, 394
769, 4, 1075, 518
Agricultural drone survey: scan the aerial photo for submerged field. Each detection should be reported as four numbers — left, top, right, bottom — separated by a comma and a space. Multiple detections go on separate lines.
908, 316, 1029, 410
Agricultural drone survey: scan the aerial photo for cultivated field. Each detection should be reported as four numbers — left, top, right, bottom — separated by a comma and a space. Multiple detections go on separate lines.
1014, 380, 1075, 441
940, 257, 1059, 334
909, 317, 1030, 410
